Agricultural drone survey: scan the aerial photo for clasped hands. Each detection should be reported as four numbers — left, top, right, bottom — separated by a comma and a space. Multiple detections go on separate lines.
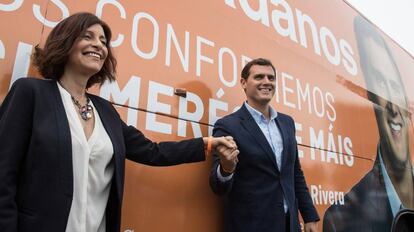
207, 136, 239, 174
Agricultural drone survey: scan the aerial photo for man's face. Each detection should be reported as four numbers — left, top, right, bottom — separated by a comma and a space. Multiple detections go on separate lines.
241, 65, 276, 108
363, 38, 409, 165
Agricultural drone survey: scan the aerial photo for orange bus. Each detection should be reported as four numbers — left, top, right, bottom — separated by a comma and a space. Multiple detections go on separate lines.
1, 0, 413, 231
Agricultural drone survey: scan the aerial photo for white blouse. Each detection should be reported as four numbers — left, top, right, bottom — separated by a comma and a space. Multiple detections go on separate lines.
57, 83, 114, 232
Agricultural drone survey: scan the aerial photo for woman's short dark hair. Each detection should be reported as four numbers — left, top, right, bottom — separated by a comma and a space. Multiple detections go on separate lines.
241, 58, 276, 80
33, 12, 117, 88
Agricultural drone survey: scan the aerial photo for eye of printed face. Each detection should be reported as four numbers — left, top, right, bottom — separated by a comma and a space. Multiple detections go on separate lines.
389, 81, 398, 92
365, 39, 406, 107
372, 70, 387, 91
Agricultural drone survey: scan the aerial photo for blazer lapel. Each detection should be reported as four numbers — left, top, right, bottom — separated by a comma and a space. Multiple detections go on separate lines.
370, 158, 394, 226
51, 81, 73, 197
275, 116, 288, 170
90, 96, 123, 200
239, 105, 279, 172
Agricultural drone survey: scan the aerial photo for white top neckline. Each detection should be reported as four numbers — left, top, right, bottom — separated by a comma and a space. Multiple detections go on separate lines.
57, 82, 114, 232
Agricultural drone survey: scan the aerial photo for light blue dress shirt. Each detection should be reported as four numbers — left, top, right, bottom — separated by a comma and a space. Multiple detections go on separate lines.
244, 102, 283, 171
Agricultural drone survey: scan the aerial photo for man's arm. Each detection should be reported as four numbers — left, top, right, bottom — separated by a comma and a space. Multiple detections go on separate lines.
293, 147, 319, 222
209, 119, 237, 195
288, 116, 320, 223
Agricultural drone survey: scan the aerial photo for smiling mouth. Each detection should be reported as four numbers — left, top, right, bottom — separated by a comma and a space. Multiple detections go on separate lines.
258, 88, 272, 93
390, 122, 401, 131
84, 52, 101, 59
388, 120, 403, 138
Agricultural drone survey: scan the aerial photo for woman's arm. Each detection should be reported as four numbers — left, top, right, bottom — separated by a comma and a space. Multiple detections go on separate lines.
0, 79, 34, 231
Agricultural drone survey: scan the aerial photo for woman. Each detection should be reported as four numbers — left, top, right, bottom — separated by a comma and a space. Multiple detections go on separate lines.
0, 12, 238, 232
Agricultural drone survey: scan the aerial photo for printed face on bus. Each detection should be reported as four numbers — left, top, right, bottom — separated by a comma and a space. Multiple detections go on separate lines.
362, 37, 409, 166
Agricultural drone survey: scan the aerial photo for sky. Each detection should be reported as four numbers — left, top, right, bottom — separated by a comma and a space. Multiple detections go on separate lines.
346, 0, 414, 57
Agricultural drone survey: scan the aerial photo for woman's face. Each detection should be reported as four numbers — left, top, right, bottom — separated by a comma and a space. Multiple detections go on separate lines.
65, 24, 108, 77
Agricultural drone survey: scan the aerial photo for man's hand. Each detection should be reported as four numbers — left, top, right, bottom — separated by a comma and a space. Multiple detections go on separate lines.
304, 221, 318, 232
207, 136, 239, 174
217, 144, 239, 175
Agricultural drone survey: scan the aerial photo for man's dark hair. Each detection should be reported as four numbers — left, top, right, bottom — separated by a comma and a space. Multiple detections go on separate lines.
33, 12, 117, 88
241, 58, 276, 79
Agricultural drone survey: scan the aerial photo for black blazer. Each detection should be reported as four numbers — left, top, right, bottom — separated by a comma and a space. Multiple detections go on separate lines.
0, 78, 205, 232
209, 104, 319, 232
323, 154, 394, 232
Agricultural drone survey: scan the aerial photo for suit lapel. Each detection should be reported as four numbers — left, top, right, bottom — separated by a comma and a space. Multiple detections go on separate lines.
239, 105, 279, 172
275, 116, 288, 170
51, 81, 73, 197
370, 158, 394, 226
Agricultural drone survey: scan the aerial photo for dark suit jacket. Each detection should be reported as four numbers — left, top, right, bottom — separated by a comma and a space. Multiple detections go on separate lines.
323, 154, 394, 232
209, 104, 319, 232
0, 78, 205, 232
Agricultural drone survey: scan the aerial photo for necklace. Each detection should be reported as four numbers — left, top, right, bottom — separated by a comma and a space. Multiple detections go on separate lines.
71, 96, 93, 121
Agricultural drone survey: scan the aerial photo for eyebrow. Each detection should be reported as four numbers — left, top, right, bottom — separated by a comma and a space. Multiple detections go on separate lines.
253, 73, 275, 78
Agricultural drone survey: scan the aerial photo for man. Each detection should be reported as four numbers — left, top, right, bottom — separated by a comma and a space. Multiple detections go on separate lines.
210, 58, 319, 232
323, 16, 414, 232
